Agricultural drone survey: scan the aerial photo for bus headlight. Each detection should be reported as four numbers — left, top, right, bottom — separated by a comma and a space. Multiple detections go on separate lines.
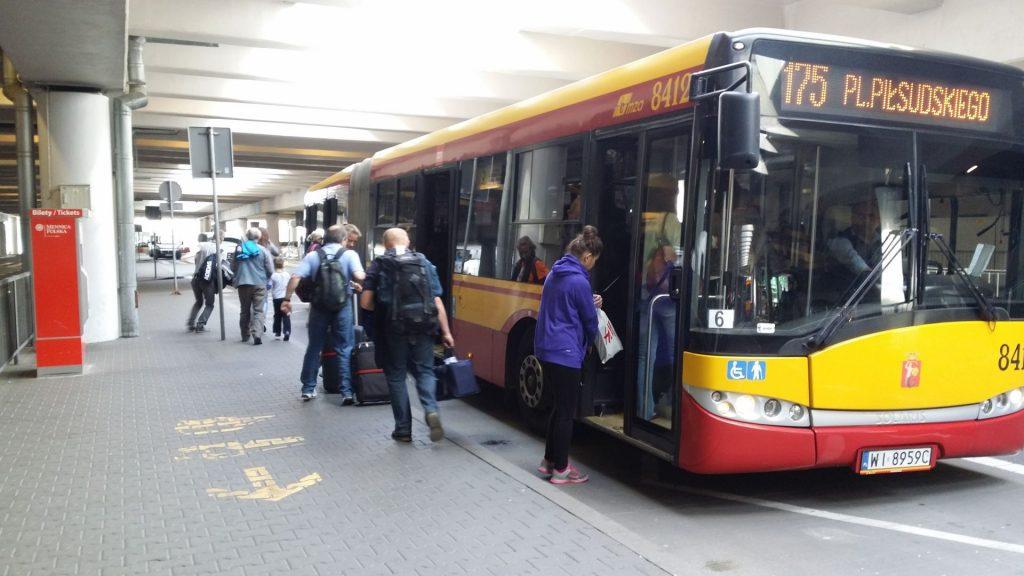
735, 395, 758, 420
687, 386, 810, 427
789, 404, 805, 421
978, 387, 1024, 420
1009, 388, 1024, 409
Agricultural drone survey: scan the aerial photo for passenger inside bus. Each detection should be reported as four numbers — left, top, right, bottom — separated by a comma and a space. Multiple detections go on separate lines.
819, 201, 882, 305
564, 181, 582, 221
638, 236, 677, 421
511, 236, 549, 284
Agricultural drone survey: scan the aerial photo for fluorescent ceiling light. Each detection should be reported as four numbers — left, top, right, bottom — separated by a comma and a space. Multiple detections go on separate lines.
966, 165, 978, 174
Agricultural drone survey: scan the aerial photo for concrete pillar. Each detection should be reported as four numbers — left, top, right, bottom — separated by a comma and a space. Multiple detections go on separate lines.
264, 213, 281, 245
36, 90, 119, 343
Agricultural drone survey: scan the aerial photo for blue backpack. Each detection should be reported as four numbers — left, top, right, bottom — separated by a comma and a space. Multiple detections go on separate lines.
235, 240, 262, 260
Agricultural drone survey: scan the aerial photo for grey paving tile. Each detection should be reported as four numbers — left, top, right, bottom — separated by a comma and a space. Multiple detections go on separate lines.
0, 279, 665, 576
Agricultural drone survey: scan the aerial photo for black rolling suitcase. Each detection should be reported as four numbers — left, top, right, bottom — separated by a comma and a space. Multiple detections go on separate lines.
351, 294, 389, 405
353, 341, 389, 404
321, 348, 342, 394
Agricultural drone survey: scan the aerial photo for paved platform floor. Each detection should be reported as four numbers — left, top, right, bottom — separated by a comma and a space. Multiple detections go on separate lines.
0, 273, 665, 576
5, 260, 1024, 576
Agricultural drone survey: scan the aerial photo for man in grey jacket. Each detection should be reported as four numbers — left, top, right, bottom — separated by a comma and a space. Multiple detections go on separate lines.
234, 227, 274, 345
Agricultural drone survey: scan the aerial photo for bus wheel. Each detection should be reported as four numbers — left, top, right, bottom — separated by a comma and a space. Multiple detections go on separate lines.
514, 327, 550, 431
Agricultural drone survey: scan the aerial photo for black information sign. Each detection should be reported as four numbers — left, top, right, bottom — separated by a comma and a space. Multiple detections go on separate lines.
775, 59, 1012, 134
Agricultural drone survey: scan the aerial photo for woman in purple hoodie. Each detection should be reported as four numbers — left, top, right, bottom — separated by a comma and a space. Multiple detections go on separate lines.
535, 225, 603, 484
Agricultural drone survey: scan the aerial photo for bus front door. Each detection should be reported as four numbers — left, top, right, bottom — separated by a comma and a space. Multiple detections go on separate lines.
630, 127, 690, 452
590, 124, 691, 457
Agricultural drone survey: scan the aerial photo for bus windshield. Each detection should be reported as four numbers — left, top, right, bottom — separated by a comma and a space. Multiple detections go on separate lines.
920, 135, 1024, 315
692, 121, 1024, 353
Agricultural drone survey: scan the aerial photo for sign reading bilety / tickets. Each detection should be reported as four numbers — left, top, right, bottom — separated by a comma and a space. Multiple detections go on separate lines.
31, 208, 84, 375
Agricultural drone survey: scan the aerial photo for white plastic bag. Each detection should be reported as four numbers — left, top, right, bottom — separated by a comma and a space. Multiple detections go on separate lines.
595, 309, 623, 364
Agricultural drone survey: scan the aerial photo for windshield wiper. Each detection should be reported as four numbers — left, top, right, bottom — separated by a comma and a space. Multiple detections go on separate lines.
926, 232, 999, 323
805, 228, 917, 351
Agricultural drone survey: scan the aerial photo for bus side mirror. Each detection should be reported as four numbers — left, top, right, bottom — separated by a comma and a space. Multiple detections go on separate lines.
718, 91, 761, 171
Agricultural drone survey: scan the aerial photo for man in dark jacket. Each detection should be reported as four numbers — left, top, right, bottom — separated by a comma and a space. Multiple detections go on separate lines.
360, 228, 455, 443
187, 232, 219, 332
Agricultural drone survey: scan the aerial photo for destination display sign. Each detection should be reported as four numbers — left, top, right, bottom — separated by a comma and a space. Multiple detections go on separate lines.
775, 60, 1012, 134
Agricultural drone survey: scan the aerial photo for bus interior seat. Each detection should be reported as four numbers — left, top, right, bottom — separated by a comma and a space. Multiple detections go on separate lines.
967, 243, 995, 278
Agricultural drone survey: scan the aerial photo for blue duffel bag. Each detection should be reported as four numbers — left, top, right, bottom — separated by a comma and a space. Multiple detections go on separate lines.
435, 354, 479, 399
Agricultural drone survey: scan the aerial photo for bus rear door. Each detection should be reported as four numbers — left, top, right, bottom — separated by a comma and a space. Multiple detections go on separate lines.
418, 168, 457, 316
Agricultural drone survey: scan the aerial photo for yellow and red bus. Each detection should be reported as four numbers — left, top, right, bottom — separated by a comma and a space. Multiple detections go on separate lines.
309, 29, 1024, 474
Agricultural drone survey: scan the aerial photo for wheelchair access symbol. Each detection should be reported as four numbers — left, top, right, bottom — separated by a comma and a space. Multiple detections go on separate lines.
726, 360, 767, 381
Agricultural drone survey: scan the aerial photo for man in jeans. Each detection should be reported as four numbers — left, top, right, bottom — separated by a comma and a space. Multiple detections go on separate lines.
282, 225, 365, 401
360, 228, 455, 443
234, 227, 275, 345
339, 223, 366, 401
187, 232, 218, 332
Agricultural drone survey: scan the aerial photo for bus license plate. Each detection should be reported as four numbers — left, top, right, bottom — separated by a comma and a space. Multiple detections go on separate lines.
857, 447, 934, 475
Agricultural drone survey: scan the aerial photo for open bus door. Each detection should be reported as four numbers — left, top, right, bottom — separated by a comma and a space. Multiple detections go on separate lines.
417, 167, 457, 318
587, 122, 692, 459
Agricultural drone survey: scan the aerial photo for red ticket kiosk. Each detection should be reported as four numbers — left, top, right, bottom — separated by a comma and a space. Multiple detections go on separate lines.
31, 208, 85, 375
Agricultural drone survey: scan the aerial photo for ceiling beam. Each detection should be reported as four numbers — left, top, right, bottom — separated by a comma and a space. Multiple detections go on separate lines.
143, 72, 513, 120
132, 112, 425, 144
220, 189, 308, 221
141, 96, 457, 135
141, 43, 568, 104
134, 138, 367, 161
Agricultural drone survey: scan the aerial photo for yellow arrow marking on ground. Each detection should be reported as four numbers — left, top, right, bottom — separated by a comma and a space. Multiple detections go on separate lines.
174, 436, 305, 461
175, 415, 274, 435
207, 467, 322, 502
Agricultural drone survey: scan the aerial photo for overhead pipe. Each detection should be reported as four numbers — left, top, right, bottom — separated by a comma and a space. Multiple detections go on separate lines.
112, 36, 147, 337
2, 52, 35, 276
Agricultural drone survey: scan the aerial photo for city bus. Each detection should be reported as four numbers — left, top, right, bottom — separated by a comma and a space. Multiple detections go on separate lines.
308, 28, 1024, 474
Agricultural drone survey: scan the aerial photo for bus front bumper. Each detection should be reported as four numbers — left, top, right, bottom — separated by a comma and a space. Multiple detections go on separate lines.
678, 394, 1024, 474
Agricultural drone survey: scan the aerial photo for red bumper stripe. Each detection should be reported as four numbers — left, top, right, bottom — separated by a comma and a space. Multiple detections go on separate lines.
679, 394, 1024, 474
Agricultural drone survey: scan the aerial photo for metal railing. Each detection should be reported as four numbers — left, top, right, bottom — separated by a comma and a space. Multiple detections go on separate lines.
0, 271, 33, 371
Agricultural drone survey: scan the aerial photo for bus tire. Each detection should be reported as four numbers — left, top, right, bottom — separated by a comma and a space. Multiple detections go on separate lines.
513, 325, 550, 432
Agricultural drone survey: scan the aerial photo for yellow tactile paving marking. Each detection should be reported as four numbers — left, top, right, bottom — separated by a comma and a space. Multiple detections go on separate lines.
207, 467, 323, 502
174, 415, 274, 435
174, 436, 305, 461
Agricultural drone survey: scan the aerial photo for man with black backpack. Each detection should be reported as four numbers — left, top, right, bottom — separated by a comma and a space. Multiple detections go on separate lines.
281, 225, 365, 402
187, 233, 219, 332
360, 227, 455, 443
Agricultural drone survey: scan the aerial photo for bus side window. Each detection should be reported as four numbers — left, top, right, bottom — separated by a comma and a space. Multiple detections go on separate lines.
456, 154, 507, 278
397, 176, 417, 246
509, 141, 583, 282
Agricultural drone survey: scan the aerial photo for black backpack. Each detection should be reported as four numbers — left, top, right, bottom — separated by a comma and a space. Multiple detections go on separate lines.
311, 248, 349, 312
195, 253, 232, 294
378, 250, 438, 335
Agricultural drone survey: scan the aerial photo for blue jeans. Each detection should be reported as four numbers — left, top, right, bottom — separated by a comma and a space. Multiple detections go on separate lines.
300, 305, 354, 395
382, 332, 438, 436
339, 303, 355, 395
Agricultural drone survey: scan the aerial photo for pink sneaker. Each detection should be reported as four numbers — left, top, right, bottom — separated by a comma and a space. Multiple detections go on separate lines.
550, 463, 589, 485
537, 459, 553, 478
